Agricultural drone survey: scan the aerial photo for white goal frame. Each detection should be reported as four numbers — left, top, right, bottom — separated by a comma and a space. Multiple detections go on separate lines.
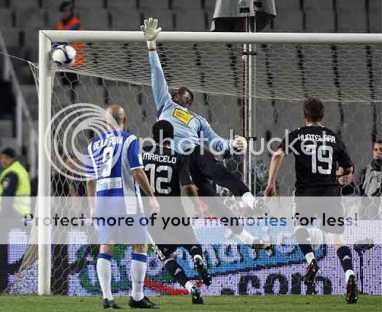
38, 30, 382, 295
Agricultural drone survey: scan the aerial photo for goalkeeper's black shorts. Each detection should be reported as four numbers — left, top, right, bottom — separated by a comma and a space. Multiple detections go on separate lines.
188, 146, 249, 197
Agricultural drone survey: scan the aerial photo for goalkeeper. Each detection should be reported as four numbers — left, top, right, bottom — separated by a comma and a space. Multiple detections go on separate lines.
142, 18, 265, 246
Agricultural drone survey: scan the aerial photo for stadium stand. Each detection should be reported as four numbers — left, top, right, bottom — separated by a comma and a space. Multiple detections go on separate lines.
174, 9, 207, 31
9, 0, 39, 9
305, 8, 335, 32
77, 9, 110, 30
337, 7, 368, 33
0, 8, 13, 28
75, 0, 104, 9
303, 0, 333, 10
275, 0, 300, 11
15, 9, 47, 29
107, 0, 137, 9
139, 0, 169, 10
110, 10, 142, 30
1, 28, 20, 48
272, 9, 303, 32
0, 0, 380, 188
336, 0, 366, 10
171, 0, 203, 10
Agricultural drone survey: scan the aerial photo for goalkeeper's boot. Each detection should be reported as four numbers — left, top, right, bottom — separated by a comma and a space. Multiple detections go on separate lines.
345, 274, 359, 304
128, 296, 159, 309
303, 259, 319, 288
194, 256, 212, 286
103, 299, 122, 309
251, 239, 274, 256
264, 243, 275, 257
191, 286, 204, 304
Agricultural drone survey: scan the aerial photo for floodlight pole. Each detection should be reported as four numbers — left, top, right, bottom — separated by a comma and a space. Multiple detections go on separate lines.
240, 0, 256, 192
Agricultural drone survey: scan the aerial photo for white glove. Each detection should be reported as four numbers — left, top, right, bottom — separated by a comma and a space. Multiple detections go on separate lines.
231, 135, 248, 152
141, 17, 162, 50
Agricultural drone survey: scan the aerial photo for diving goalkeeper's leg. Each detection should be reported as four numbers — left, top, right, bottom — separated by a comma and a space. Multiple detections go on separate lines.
190, 147, 257, 209
157, 245, 204, 304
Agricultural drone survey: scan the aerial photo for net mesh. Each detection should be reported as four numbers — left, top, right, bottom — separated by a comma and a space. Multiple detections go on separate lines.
63, 42, 382, 102
9, 39, 382, 295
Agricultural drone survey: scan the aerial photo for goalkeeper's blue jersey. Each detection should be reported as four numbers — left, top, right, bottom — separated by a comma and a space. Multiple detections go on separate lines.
87, 129, 143, 216
149, 51, 229, 154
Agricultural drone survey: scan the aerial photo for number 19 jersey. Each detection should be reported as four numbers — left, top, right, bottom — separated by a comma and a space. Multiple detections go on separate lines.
279, 125, 352, 190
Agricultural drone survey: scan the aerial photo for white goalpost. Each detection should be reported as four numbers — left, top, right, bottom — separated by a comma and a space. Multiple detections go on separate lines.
37, 30, 382, 295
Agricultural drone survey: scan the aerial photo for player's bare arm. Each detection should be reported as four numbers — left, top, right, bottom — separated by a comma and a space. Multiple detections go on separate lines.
86, 179, 96, 218
132, 168, 160, 214
265, 148, 285, 196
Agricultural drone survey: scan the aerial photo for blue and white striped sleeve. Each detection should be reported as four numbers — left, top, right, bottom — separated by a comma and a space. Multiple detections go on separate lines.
127, 138, 143, 170
148, 51, 172, 113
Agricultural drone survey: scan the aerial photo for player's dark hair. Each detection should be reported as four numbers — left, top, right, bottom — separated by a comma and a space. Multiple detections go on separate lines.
303, 97, 324, 122
171, 87, 194, 106
59, 1, 73, 12
373, 139, 382, 145
152, 120, 174, 143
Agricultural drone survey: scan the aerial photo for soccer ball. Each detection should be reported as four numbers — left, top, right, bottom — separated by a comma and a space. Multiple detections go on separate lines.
51, 44, 77, 66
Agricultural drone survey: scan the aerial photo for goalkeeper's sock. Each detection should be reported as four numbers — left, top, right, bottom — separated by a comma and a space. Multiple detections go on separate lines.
131, 253, 147, 302
294, 227, 315, 263
337, 246, 355, 283
97, 253, 113, 301
164, 259, 190, 291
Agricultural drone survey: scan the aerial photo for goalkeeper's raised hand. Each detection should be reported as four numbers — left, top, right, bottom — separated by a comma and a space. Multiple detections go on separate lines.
141, 17, 162, 50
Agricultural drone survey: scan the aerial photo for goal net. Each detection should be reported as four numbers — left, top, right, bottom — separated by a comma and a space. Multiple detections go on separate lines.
7, 32, 382, 296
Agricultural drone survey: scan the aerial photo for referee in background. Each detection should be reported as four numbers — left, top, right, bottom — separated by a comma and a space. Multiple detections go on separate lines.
0, 147, 31, 292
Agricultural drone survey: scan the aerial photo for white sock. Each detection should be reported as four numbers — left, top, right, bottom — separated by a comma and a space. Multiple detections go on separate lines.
185, 281, 194, 294
242, 192, 256, 209
238, 229, 258, 245
97, 256, 113, 300
131, 253, 147, 302
345, 270, 355, 283
305, 252, 315, 265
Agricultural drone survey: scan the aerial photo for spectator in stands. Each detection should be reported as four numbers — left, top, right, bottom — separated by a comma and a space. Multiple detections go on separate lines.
54, 1, 84, 87
0, 147, 31, 293
359, 139, 382, 197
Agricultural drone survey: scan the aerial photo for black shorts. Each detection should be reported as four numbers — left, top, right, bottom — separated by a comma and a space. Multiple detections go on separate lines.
156, 244, 202, 261
294, 186, 344, 234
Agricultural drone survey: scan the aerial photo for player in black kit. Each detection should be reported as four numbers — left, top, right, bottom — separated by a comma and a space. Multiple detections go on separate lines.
142, 120, 211, 304
265, 98, 358, 304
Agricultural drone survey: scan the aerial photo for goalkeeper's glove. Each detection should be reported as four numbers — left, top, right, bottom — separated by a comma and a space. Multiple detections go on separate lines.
230, 135, 248, 152
141, 17, 162, 50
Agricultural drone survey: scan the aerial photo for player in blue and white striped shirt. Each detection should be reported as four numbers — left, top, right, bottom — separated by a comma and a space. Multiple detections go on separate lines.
86, 104, 159, 309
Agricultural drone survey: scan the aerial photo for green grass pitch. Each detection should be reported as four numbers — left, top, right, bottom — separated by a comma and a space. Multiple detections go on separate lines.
0, 295, 381, 312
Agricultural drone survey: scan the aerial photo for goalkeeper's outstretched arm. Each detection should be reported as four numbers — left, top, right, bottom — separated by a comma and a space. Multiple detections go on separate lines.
142, 18, 171, 113
199, 116, 248, 155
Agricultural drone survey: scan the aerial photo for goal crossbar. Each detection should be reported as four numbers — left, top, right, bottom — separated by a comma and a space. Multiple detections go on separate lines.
42, 30, 382, 44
